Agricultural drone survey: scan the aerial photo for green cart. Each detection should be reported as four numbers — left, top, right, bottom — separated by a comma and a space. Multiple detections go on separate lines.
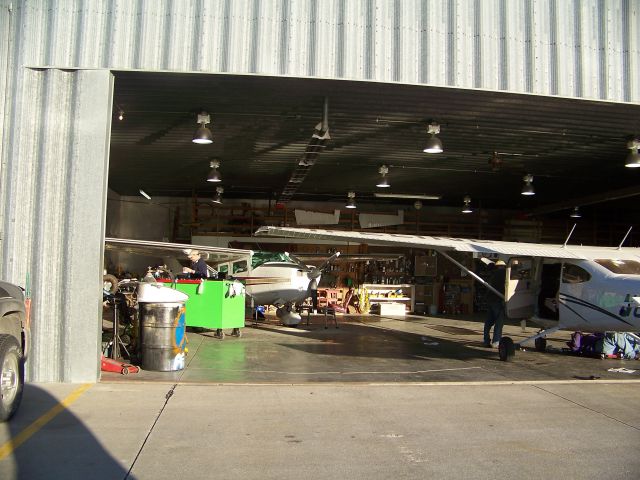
159, 279, 245, 339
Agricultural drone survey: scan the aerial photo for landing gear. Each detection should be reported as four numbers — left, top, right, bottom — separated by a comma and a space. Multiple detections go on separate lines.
215, 329, 225, 340
498, 337, 516, 362
534, 337, 547, 352
231, 328, 242, 338
0, 335, 24, 422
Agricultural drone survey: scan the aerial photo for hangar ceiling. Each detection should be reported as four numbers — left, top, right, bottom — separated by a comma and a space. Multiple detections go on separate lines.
109, 71, 640, 218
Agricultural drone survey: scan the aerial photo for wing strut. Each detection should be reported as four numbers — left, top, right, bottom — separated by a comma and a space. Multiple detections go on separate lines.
617, 227, 633, 249
436, 249, 504, 300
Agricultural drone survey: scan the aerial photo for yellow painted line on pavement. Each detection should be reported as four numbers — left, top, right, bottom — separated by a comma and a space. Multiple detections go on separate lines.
0, 383, 93, 460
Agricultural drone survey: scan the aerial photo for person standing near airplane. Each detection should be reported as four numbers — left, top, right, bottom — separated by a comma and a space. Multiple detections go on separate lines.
484, 260, 507, 348
183, 250, 209, 278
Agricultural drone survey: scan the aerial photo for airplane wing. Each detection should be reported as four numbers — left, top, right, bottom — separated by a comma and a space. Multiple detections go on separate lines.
105, 237, 253, 264
255, 227, 640, 261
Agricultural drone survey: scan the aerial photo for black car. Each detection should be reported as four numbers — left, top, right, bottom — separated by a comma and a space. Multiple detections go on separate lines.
0, 280, 28, 421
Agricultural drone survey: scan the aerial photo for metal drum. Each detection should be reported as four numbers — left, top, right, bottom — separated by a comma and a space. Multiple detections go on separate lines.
139, 302, 187, 371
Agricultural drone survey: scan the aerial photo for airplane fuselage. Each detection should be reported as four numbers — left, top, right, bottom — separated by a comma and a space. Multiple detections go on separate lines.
528, 259, 640, 333
244, 262, 313, 306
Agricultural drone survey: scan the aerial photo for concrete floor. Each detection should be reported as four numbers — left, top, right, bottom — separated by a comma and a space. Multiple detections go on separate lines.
2, 313, 639, 479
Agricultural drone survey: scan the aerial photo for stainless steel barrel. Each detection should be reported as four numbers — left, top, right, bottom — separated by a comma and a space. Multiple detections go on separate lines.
139, 302, 186, 371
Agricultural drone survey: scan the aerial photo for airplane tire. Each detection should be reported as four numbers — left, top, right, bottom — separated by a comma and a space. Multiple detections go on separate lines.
498, 337, 515, 362
534, 337, 547, 352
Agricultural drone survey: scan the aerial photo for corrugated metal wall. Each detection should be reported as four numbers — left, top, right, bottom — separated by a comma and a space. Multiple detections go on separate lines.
7, 0, 640, 102
0, 67, 113, 382
1, 0, 638, 382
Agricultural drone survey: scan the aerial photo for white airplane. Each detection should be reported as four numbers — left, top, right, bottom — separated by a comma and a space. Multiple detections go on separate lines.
228, 250, 340, 326
104, 238, 339, 326
255, 226, 640, 360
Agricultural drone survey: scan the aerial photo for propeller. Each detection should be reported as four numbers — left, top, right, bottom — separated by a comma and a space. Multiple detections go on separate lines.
307, 251, 341, 279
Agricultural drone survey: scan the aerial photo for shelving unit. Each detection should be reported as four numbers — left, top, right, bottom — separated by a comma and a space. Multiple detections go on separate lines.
361, 284, 415, 315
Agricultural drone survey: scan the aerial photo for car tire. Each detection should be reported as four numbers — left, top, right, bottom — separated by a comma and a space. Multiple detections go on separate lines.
0, 334, 24, 422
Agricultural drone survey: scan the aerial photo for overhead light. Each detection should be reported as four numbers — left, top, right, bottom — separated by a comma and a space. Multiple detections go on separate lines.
376, 165, 391, 188
192, 111, 213, 144
489, 152, 502, 171
461, 195, 472, 213
423, 123, 443, 154
345, 191, 357, 209
414, 200, 422, 210
207, 159, 222, 182
570, 206, 581, 218
624, 139, 640, 168
139, 189, 151, 200
374, 193, 441, 200
521, 174, 535, 196
212, 186, 224, 204
118, 109, 124, 121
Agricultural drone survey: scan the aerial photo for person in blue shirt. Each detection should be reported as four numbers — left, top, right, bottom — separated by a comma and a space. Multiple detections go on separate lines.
183, 250, 209, 278
484, 260, 506, 347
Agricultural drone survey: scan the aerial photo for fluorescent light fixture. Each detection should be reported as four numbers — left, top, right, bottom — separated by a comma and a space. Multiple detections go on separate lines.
207, 159, 222, 182
345, 191, 357, 209
423, 123, 443, 154
521, 174, 535, 196
212, 186, 224, 204
374, 193, 441, 200
376, 165, 391, 188
570, 206, 581, 218
462, 195, 472, 214
624, 140, 640, 168
193, 111, 213, 144
139, 189, 151, 200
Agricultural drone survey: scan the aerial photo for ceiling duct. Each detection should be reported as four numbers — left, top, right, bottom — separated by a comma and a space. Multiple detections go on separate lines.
278, 97, 331, 203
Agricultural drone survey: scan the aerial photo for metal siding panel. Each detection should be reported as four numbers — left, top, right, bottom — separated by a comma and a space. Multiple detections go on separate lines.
1, 69, 111, 382
399, 1, 421, 84
372, 0, 395, 83
554, 0, 577, 98
9, 0, 640, 102
341, 0, 366, 81
631, 0, 640, 101
427, 0, 448, 86
479, 0, 501, 91
455, 0, 475, 88
504, 0, 527, 93
288, 0, 312, 77
605, 0, 624, 101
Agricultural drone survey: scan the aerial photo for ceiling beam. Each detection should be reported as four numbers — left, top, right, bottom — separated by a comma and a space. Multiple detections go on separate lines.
525, 185, 640, 216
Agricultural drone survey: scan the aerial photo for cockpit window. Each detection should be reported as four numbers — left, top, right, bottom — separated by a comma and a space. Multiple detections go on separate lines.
562, 264, 591, 283
251, 251, 295, 269
594, 259, 640, 275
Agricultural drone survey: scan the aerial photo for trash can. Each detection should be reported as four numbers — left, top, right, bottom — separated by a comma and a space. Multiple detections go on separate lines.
137, 282, 189, 371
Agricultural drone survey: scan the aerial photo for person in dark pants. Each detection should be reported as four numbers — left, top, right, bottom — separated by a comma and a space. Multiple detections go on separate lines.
183, 250, 209, 278
308, 278, 318, 313
484, 260, 507, 347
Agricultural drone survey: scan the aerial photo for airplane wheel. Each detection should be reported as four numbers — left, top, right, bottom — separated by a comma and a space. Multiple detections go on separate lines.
216, 329, 225, 340
498, 337, 515, 362
534, 337, 547, 352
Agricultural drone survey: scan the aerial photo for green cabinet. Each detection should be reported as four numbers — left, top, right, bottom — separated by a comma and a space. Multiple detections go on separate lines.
159, 280, 245, 329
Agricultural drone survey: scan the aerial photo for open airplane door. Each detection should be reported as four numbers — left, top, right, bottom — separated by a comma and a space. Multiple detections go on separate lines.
505, 257, 541, 319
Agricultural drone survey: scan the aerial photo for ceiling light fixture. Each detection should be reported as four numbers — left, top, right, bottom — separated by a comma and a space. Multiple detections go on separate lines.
212, 186, 224, 204
139, 189, 151, 200
192, 111, 213, 144
624, 139, 640, 168
570, 206, 581, 218
376, 165, 391, 188
374, 193, 441, 200
207, 159, 222, 182
118, 109, 124, 121
345, 191, 357, 209
521, 174, 535, 196
414, 200, 422, 210
423, 122, 443, 154
489, 151, 502, 171
461, 195, 473, 213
